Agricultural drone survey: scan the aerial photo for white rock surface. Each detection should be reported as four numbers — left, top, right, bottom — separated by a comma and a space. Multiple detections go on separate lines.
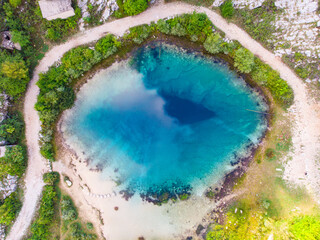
273, 0, 320, 60
0, 94, 9, 124
0, 175, 18, 199
212, 0, 265, 9
0, 225, 5, 240
78, 0, 119, 25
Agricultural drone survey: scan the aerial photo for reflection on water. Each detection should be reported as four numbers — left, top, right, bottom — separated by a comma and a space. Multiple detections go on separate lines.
62, 43, 267, 195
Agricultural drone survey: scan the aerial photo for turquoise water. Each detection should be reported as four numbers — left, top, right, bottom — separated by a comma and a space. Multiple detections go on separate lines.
63, 43, 267, 195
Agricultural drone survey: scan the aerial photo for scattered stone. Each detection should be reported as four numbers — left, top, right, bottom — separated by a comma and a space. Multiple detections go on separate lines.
0, 31, 21, 51
196, 224, 205, 235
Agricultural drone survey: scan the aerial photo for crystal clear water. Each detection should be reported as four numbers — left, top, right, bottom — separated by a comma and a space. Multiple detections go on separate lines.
62, 43, 267, 195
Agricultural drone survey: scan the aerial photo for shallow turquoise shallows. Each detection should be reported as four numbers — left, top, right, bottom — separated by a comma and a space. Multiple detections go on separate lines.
63, 43, 267, 195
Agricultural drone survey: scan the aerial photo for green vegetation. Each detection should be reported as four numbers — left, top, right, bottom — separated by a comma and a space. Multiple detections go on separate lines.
125, 24, 154, 44
36, 34, 120, 160
61, 195, 77, 222
206, 201, 320, 240
43, 172, 60, 185
233, 0, 281, 49
28, 172, 96, 239
165, 0, 213, 7
158, 12, 213, 42
86, 222, 94, 230
9, 0, 21, 8
0, 113, 24, 144
0, 52, 29, 99
252, 58, 294, 107
123, 0, 148, 16
203, 31, 293, 107
67, 222, 97, 240
282, 53, 320, 81
0, 145, 27, 177
95, 34, 121, 57
203, 33, 224, 54
0, 193, 21, 226
28, 185, 57, 239
234, 47, 255, 73
45, 7, 81, 41
60, 195, 97, 239
220, 0, 234, 19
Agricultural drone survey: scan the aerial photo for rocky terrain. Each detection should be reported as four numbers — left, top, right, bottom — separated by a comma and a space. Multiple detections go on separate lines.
213, 0, 320, 83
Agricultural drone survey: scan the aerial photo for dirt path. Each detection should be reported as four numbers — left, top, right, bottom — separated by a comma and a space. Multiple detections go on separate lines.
7, 2, 320, 240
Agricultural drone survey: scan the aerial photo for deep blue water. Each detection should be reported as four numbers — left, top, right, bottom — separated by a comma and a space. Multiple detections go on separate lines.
63, 43, 267, 194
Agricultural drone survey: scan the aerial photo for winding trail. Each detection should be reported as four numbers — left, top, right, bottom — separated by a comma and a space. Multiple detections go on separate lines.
7, 2, 320, 240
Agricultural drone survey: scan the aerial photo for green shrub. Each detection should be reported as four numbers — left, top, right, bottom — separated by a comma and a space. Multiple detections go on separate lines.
44, 7, 81, 42
289, 215, 320, 239
252, 58, 293, 107
61, 195, 77, 222
28, 185, 57, 239
265, 148, 275, 160
0, 114, 24, 144
61, 47, 102, 78
9, 0, 21, 8
204, 33, 224, 54
40, 142, 55, 161
125, 24, 152, 44
95, 34, 121, 58
86, 222, 94, 230
234, 47, 255, 73
165, 13, 213, 41
0, 52, 29, 99
295, 66, 309, 79
220, 0, 234, 19
43, 172, 60, 185
11, 30, 30, 48
45, 28, 61, 41
0, 193, 21, 226
123, 0, 148, 16
68, 222, 97, 240
0, 145, 27, 177
157, 19, 170, 34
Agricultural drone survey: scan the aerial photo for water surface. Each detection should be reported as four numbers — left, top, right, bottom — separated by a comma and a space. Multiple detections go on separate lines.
62, 43, 267, 195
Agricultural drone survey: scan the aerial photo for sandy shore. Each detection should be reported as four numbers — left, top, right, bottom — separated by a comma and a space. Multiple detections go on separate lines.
54, 125, 225, 239
8, 1, 320, 240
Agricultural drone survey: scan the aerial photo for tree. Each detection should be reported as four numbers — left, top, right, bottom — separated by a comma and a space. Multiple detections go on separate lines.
234, 47, 255, 73
204, 33, 224, 54
220, 0, 234, 19
123, 0, 148, 16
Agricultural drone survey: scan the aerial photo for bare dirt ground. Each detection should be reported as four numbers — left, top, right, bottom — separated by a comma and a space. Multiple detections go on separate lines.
7, 2, 320, 240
